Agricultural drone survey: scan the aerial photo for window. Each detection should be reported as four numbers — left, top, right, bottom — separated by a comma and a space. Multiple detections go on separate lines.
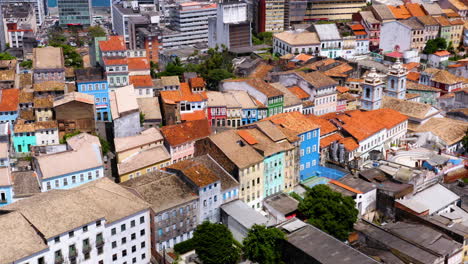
69, 231, 74, 238
54, 236, 60, 243
63, 178, 68, 186
141, 253, 146, 260
122, 249, 127, 257
141, 241, 146, 248
121, 224, 126, 232
71, 176, 76, 184
80, 174, 84, 182
131, 233, 136, 240
132, 245, 136, 253
112, 241, 117, 248
131, 220, 135, 227
88, 172, 92, 180
55, 179, 59, 188
141, 229, 145, 236
111, 228, 116, 235
122, 237, 127, 244
140, 216, 145, 224
46, 182, 51, 190
112, 254, 117, 261
83, 225, 88, 232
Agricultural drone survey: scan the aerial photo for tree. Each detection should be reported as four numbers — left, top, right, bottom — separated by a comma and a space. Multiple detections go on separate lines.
60, 130, 82, 144
51, 44, 83, 68
88, 26, 106, 38
423, 38, 447, 54
139, 112, 145, 126
206, 69, 234, 90
20, 60, 33, 69
0, 52, 15, 60
447, 41, 455, 54
243, 225, 285, 264
192, 222, 241, 264
298, 184, 358, 241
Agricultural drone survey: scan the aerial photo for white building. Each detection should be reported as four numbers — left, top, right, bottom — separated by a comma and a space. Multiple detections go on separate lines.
385, 59, 408, 100
380, 21, 412, 53
0, 178, 152, 264
314, 24, 343, 59
34, 121, 59, 146
361, 68, 384, 111
427, 50, 450, 68
273, 30, 320, 56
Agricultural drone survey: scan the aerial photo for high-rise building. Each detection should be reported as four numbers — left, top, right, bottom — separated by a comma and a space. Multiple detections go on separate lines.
0, 0, 46, 26
58, 0, 92, 26
1, 3, 37, 49
256, 0, 285, 32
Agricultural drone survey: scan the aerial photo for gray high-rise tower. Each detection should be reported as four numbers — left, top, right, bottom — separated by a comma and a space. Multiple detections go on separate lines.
58, 0, 92, 25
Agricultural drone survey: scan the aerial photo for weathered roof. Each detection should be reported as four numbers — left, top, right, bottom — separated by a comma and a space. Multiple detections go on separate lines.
110, 84, 139, 119
0, 88, 19, 112
160, 119, 211, 147
274, 31, 320, 46
382, 96, 438, 120
18, 90, 34, 104
137, 97, 162, 120
206, 91, 227, 107
35, 143, 103, 179
223, 78, 284, 98
118, 145, 170, 175
120, 170, 198, 213
415, 117, 468, 146
115, 127, 163, 153
167, 160, 219, 188
397, 184, 459, 214
313, 24, 341, 40
160, 83, 207, 104
33, 81, 66, 92
400, 18, 424, 30
297, 71, 338, 88
270, 83, 302, 107
130, 75, 153, 88
161, 76, 180, 86
33, 96, 54, 108
66, 132, 101, 151
288, 86, 309, 100
99, 36, 126, 52
0, 70, 14, 81
416, 15, 438, 26
11, 171, 40, 198
53, 92, 94, 107
421, 3, 444, 15
406, 3, 426, 17
221, 199, 268, 228
127, 57, 150, 71
263, 111, 320, 135
19, 73, 32, 88
209, 129, 264, 169
2, 178, 150, 240
424, 68, 466, 85
406, 81, 442, 92
264, 193, 299, 215
371, 5, 396, 20
227, 90, 258, 109
33, 46, 64, 69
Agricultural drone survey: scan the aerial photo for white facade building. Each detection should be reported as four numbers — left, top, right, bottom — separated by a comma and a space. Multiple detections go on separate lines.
273, 30, 320, 56
380, 21, 412, 53
35, 127, 59, 146
385, 59, 407, 100
0, 178, 152, 264
361, 68, 384, 111
314, 24, 343, 58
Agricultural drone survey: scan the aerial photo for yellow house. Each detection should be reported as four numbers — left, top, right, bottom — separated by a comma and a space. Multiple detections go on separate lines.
118, 145, 171, 182
114, 127, 164, 163
450, 19, 464, 48
33, 96, 54, 122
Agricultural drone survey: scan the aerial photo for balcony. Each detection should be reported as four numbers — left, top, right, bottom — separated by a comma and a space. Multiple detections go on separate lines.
68, 248, 77, 259
54, 255, 64, 264
96, 236, 105, 247
82, 244, 91, 254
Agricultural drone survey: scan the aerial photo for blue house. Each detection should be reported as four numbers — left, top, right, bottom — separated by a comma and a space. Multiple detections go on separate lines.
0, 88, 19, 125
228, 91, 260, 125
0, 167, 14, 206
34, 143, 104, 191
75, 67, 111, 122
263, 112, 321, 181
13, 121, 36, 153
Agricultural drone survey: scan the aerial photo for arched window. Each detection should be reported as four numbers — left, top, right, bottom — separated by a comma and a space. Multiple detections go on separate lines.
365, 88, 371, 98
390, 79, 395, 89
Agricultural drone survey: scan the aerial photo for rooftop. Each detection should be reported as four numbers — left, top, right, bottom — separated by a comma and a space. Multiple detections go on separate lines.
406, 81, 442, 92
118, 145, 170, 175
161, 76, 180, 86
110, 84, 139, 119
33, 47, 64, 69
264, 193, 299, 215
263, 111, 320, 135
66, 132, 101, 151
221, 199, 268, 228
0, 88, 19, 112
33, 81, 66, 92
287, 86, 309, 100
160, 119, 211, 147
0, 70, 14, 81
313, 24, 341, 40
223, 78, 284, 98
75, 67, 105, 82
115, 127, 163, 153
35, 144, 103, 179
270, 83, 302, 108
382, 96, 438, 120
405, 3, 426, 17
120, 170, 197, 213
297, 71, 338, 88
127, 57, 150, 71
11, 171, 40, 198
33, 96, 54, 108
53, 92, 94, 107
396, 184, 459, 214
183, 155, 238, 191
273, 30, 320, 46
1, 178, 150, 240
137, 97, 162, 120
99, 36, 126, 52
167, 160, 220, 188
415, 117, 468, 146
130, 75, 153, 88
160, 83, 207, 104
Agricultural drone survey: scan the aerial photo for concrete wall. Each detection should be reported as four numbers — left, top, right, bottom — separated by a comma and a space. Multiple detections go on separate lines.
113, 111, 141, 138
380, 22, 411, 52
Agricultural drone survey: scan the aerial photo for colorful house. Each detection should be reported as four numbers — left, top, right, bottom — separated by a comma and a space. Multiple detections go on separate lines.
0, 88, 19, 125
13, 120, 36, 153
75, 67, 111, 121
228, 90, 260, 125
0, 167, 13, 206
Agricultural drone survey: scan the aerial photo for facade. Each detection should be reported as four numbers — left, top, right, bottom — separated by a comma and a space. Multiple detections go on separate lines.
0, 88, 19, 125
0, 178, 152, 264
57, 0, 92, 25
273, 30, 320, 56
120, 170, 199, 252
110, 84, 141, 138
98, 36, 129, 90
34, 121, 59, 146
1, 3, 36, 49
160, 119, 211, 163
361, 68, 384, 111
406, 81, 442, 105
380, 20, 412, 53
33, 47, 65, 84
420, 68, 466, 93
75, 68, 111, 122
54, 92, 96, 139
428, 50, 450, 68
13, 120, 36, 153
0, 167, 13, 206
257, 0, 284, 32
117, 146, 171, 182
228, 90, 259, 125
314, 24, 343, 59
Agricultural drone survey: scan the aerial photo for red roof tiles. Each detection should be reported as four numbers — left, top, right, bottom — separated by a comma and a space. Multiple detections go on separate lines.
320, 133, 344, 148
433, 50, 450, 56
160, 83, 207, 104
336, 86, 350, 94
350, 24, 365, 30
189, 77, 205, 89
237, 130, 259, 145
130, 75, 153, 88
181, 110, 206, 121
407, 72, 421, 82
0, 88, 19, 112
288, 86, 309, 100
160, 119, 211, 146
99, 36, 126, 52
127, 58, 150, 71
103, 58, 127, 66
405, 3, 425, 17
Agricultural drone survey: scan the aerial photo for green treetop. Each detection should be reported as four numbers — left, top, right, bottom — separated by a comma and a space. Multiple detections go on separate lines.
243, 225, 285, 264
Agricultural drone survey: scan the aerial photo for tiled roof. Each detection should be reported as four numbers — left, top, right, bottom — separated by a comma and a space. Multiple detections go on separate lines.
346, 78, 363, 83
262, 111, 320, 135
406, 81, 442, 92
189, 77, 205, 88
433, 50, 450, 56
434, 16, 451, 26
354, 31, 367, 36
161, 76, 180, 86
273, 31, 320, 46
320, 133, 344, 148
400, 17, 424, 30
382, 96, 436, 120
336, 86, 350, 93
99, 36, 126, 52
160, 119, 211, 146
297, 71, 338, 88
448, 0, 468, 11
110, 85, 139, 119
181, 110, 206, 121
407, 72, 420, 82
389, 5, 412, 19
415, 117, 468, 145
450, 19, 464, 25
0, 70, 15, 81
167, 160, 219, 187
405, 93, 420, 100
65, 67, 75, 78
34, 121, 58, 130
323, 63, 354, 78
371, 4, 395, 20
439, 93, 455, 99
307, 115, 338, 136
447, 64, 463, 68
19, 73, 32, 88
14, 119, 36, 133
426, 68, 465, 84
33, 47, 64, 70
223, 78, 284, 98
103, 58, 127, 66
415, 15, 438, 26
270, 83, 302, 108
19, 109, 34, 121
248, 63, 274, 79
304, 58, 337, 70
137, 97, 161, 120
350, 24, 365, 30
237, 130, 259, 145
339, 137, 359, 151
403, 62, 420, 71
114, 127, 163, 153
33, 96, 54, 108
294, 54, 314, 62
33, 81, 65, 92
18, 91, 33, 104
118, 146, 170, 175
288, 86, 309, 100
160, 82, 207, 104
130, 75, 152, 88
53, 92, 94, 107
405, 3, 426, 17
127, 58, 150, 71
0, 88, 19, 112
443, 8, 461, 17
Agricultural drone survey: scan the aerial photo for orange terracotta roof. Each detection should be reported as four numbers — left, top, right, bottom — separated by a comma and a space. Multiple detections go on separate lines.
263, 111, 320, 135
450, 19, 464, 25
323, 63, 353, 78
99, 36, 126, 52
248, 63, 274, 79
307, 115, 338, 136
388, 5, 411, 19
339, 137, 359, 151
130, 75, 153, 88
346, 78, 363, 83
320, 133, 344, 148
433, 50, 450, 56
330, 180, 363, 194
403, 62, 420, 71
160, 119, 211, 146
354, 31, 367, 36
103, 57, 127, 66
294, 54, 313, 62
254, 99, 266, 108
405, 93, 420, 100
434, 16, 451, 27
168, 161, 219, 187
189, 77, 205, 88
440, 93, 455, 99
160, 83, 207, 103
288, 86, 309, 100
448, 63, 463, 68
0, 88, 19, 112
405, 3, 425, 17
181, 110, 206, 121
407, 72, 420, 82
350, 24, 365, 30
237, 130, 259, 145
127, 57, 150, 71
336, 86, 350, 93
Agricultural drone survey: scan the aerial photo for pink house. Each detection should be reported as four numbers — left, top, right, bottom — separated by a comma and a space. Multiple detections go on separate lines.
160, 119, 212, 163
